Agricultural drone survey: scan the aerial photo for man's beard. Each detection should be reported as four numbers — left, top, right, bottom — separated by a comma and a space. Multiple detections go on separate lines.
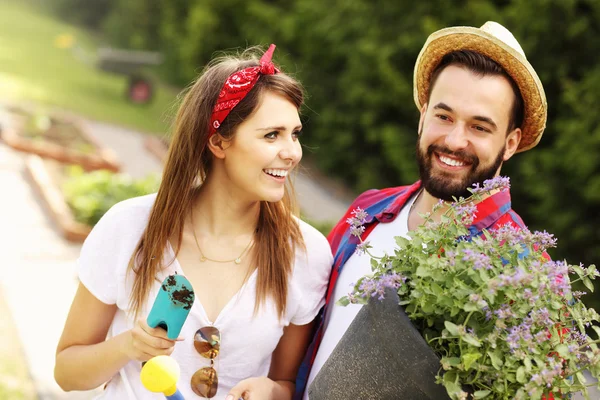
416, 135, 505, 202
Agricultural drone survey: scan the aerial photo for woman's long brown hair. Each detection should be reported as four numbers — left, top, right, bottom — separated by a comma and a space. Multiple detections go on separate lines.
128, 48, 305, 319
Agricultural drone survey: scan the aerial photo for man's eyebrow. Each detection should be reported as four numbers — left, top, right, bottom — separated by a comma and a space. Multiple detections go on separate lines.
434, 102, 498, 130
433, 102, 453, 112
256, 125, 303, 131
473, 116, 498, 130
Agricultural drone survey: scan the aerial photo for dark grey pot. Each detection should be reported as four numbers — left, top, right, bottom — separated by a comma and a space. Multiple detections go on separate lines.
308, 289, 451, 400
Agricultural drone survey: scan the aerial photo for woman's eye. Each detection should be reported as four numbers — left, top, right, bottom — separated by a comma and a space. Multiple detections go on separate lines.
292, 130, 303, 139
265, 131, 278, 139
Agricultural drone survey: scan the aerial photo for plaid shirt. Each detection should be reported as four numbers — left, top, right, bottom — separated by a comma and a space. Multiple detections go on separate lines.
295, 180, 531, 398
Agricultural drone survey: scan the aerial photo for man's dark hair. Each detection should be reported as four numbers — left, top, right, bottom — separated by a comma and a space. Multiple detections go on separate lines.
427, 50, 524, 133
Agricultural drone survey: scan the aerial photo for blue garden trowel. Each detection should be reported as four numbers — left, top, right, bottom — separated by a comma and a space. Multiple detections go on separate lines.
147, 274, 195, 339
141, 274, 195, 399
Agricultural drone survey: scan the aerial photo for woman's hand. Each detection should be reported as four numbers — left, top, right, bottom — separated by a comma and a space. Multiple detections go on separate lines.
226, 377, 291, 400
122, 318, 182, 362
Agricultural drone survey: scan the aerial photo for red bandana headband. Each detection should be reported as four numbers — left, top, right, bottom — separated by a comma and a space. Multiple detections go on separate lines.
209, 44, 279, 137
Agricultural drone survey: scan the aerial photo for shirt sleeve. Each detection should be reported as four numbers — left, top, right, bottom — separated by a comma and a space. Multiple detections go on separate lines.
77, 201, 138, 305
290, 222, 334, 326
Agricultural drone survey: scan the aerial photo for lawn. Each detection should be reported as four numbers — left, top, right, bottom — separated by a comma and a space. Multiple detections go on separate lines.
0, 0, 179, 134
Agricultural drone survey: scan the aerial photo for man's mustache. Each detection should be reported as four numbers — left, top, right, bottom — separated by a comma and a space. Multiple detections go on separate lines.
427, 144, 478, 165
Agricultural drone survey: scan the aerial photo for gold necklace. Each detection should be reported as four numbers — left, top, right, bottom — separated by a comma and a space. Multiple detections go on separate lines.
190, 214, 254, 264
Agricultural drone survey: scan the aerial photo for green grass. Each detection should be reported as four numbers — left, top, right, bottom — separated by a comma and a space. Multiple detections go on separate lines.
0, 0, 179, 134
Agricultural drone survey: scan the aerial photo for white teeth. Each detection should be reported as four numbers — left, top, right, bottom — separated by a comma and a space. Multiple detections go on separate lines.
439, 155, 466, 167
264, 169, 288, 177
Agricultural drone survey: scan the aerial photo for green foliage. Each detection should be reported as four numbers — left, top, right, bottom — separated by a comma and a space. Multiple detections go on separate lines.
342, 179, 600, 399
63, 166, 160, 226
45, 0, 115, 30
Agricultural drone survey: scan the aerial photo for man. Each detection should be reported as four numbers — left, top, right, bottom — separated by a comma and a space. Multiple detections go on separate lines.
295, 21, 547, 398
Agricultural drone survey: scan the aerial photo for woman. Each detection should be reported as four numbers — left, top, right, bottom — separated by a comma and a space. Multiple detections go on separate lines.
54, 44, 333, 400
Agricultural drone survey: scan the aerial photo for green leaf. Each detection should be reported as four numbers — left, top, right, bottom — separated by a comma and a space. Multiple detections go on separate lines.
473, 390, 491, 399
556, 344, 569, 358
576, 371, 587, 385
441, 357, 462, 367
337, 297, 350, 306
431, 283, 443, 296
488, 350, 503, 370
370, 258, 379, 270
444, 321, 460, 336
516, 366, 527, 384
463, 302, 479, 312
463, 334, 482, 347
462, 352, 482, 370
583, 277, 595, 292
416, 265, 431, 277
478, 268, 491, 282
524, 357, 533, 372
591, 325, 600, 340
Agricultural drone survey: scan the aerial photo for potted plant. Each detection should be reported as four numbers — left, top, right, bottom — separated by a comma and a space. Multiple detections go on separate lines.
331, 177, 600, 400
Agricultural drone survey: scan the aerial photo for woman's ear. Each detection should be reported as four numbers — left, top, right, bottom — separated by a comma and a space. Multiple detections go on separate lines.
207, 134, 228, 159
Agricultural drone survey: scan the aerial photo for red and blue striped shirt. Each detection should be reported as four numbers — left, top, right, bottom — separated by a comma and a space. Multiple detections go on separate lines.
295, 180, 531, 398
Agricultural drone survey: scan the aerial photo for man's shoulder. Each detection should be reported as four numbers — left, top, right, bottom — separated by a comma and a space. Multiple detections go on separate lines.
327, 182, 420, 253
350, 183, 419, 211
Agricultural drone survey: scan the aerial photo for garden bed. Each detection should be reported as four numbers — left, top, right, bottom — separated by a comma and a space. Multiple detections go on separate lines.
24, 155, 92, 242
1, 103, 121, 172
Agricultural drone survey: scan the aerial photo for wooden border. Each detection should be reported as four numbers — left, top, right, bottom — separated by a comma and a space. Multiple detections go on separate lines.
144, 136, 169, 163
0, 105, 121, 172
24, 155, 92, 242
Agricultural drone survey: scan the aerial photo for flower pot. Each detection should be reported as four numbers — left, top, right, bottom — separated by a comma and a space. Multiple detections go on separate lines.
308, 289, 451, 400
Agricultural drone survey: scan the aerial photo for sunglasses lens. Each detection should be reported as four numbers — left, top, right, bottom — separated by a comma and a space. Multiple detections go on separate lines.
191, 367, 218, 398
194, 327, 220, 359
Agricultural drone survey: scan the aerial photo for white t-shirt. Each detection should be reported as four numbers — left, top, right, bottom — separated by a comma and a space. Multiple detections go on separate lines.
303, 192, 417, 398
77, 194, 333, 400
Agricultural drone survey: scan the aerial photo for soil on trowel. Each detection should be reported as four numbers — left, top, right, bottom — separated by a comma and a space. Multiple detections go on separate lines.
163, 274, 194, 310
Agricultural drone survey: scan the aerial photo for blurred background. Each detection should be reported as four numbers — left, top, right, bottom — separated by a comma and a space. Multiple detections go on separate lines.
1, 0, 599, 398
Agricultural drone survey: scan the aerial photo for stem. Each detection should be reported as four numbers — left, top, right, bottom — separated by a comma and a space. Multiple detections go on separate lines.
579, 338, 600, 350
463, 311, 475, 327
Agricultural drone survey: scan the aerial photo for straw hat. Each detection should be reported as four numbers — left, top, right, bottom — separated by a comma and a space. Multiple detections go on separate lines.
413, 21, 547, 152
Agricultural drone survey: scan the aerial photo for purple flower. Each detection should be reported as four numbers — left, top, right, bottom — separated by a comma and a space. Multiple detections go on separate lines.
497, 267, 533, 287
532, 230, 558, 250
470, 176, 511, 194
347, 207, 368, 228
354, 241, 370, 256
490, 223, 530, 247
378, 272, 407, 290
452, 202, 478, 224
462, 249, 492, 270
349, 225, 365, 238
533, 308, 552, 327
540, 260, 570, 296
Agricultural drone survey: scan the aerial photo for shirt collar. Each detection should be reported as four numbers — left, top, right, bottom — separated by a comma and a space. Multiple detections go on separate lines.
369, 181, 511, 230
371, 181, 422, 223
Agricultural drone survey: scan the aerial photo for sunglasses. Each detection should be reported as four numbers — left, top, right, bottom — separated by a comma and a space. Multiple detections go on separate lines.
191, 326, 220, 398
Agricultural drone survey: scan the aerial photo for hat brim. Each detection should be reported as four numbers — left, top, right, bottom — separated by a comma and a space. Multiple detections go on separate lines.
413, 27, 547, 152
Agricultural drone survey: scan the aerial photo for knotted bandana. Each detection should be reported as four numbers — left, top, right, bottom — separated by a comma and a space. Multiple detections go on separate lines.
209, 44, 279, 137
